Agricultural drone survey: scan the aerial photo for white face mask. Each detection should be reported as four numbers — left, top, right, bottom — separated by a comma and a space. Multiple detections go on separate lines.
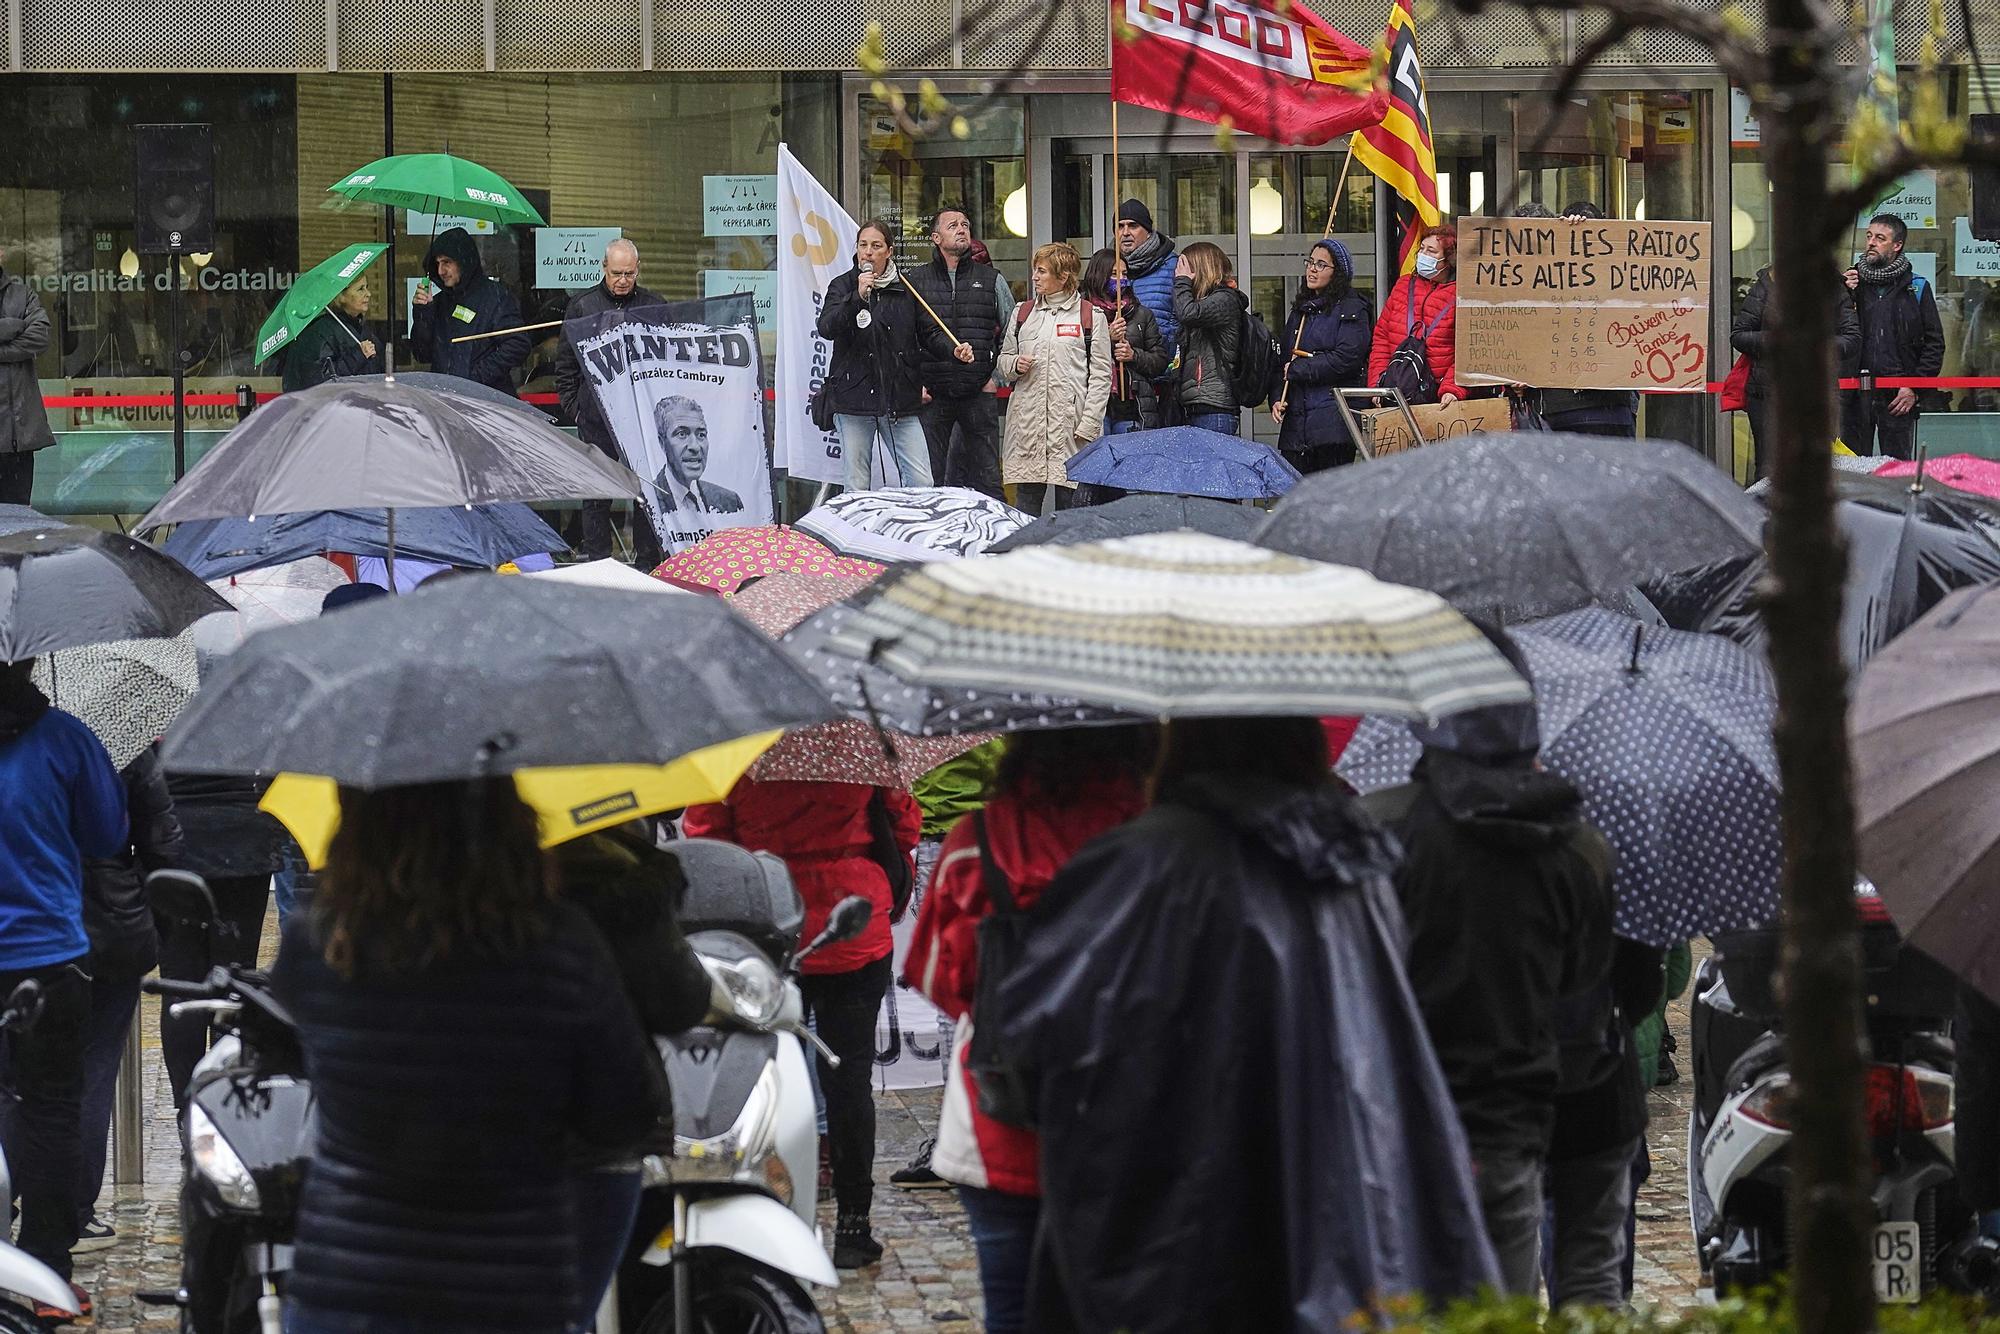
1414, 252, 1443, 279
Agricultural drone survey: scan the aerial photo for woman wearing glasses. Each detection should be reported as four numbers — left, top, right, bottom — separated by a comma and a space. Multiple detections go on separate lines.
1271, 239, 1375, 472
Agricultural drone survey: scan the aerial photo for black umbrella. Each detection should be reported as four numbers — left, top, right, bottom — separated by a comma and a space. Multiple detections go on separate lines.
334, 371, 550, 418
985, 494, 1260, 553
1254, 433, 1765, 623
0, 526, 232, 661
0, 504, 51, 536
136, 377, 642, 529
160, 575, 839, 787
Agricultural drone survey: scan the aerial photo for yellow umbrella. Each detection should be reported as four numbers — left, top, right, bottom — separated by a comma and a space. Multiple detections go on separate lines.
262, 730, 780, 868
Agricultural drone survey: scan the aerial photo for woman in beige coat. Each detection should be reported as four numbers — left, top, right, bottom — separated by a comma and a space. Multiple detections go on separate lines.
996, 242, 1112, 514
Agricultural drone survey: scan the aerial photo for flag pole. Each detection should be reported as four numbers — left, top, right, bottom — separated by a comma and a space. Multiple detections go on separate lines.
1276, 136, 1358, 411
1111, 96, 1126, 400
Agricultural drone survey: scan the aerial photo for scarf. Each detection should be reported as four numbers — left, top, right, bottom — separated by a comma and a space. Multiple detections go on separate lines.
872, 260, 902, 288
1125, 231, 1168, 273
1857, 250, 1913, 288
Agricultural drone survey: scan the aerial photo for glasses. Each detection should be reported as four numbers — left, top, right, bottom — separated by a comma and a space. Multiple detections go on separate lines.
1304, 260, 1335, 273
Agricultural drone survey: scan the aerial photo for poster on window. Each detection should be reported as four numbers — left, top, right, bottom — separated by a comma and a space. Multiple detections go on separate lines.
1454, 216, 1712, 392
568, 293, 772, 555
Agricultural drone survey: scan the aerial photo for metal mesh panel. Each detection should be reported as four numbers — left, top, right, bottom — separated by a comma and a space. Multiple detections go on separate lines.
653, 0, 862, 67
20, 0, 323, 69
1321, 0, 1554, 67
338, 0, 486, 70
1579, 0, 1731, 66
497, 0, 644, 69
964, 0, 1103, 68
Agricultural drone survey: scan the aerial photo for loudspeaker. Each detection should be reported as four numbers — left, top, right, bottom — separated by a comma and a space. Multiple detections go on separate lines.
134, 123, 214, 254
1973, 115, 2000, 242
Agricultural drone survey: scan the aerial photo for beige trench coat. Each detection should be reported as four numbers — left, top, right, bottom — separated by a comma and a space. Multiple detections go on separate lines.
995, 289, 1112, 487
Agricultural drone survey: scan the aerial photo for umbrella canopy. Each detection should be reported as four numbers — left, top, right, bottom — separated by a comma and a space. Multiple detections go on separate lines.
1752, 469, 2000, 534
784, 532, 1530, 721
1853, 584, 2000, 1001
0, 526, 231, 661
987, 493, 1260, 553
32, 632, 200, 769
0, 504, 51, 536
137, 378, 642, 529
254, 243, 388, 365
1336, 608, 1781, 947
206, 557, 351, 635
329, 153, 546, 225
161, 575, 838, 787
651, 526, 883, 596
525, 558, 694, 595
335, 371, 548, 417
163, 504, 568, 580
1065, 427, 1301, 500
796, 487, 1030, 562
729, 573, 991, 786
1256, 432, 1765, 623
1874, 453, 2000, 502
264, 735, 779, 868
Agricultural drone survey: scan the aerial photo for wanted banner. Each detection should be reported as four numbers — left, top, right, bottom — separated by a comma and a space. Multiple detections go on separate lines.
1455, 216, 1711, 392
569, 292, 772, 555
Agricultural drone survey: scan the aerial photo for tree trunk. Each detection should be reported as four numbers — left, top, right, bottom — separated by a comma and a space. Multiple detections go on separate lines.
1760, 6, 1876, 1330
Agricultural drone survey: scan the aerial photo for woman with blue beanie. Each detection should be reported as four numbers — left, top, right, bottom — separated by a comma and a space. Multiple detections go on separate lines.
1272, 238, 1375, 471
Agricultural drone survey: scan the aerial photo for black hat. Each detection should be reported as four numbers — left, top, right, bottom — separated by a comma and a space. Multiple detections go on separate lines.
1117, 198, 1155, 232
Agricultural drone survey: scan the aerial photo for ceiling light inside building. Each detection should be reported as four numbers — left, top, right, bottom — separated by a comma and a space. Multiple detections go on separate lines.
118, 248, 140, 279
1250, 178, 1284, 235
1003, 185, 1028, 239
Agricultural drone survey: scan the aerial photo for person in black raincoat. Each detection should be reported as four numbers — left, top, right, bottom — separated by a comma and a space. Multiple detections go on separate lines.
280, 275, 381, 392
996, 716, 1498, 1333
411, 227, 530, 395
1271, 238, 1373, 472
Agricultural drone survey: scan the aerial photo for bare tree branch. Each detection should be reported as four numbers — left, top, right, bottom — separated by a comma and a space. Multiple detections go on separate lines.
1826, 131, 2000, 228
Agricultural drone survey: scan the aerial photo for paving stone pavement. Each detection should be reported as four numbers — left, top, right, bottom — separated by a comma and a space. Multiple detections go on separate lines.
73, 983, 1708, 1332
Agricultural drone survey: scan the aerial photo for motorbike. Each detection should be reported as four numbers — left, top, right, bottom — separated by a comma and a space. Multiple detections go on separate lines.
136, 869, 313, 1334
1688, 881, 1985, 1304
0, 979, 88, 1329
616, 838, 871, 1334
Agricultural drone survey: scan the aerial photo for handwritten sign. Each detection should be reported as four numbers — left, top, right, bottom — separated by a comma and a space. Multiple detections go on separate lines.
1955, 218, 2000, 278
1862, 172, 1938, 232
535, 227, 622, 290
1359, 398, 1513, 458
702, 269, 777, 332
1455, 216, 1711, 393
703, 175, 778, 236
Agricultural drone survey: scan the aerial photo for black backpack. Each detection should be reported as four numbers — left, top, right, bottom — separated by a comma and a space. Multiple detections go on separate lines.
1231, 309, 1282, 410
1377, 275, 1452, 406
962, 811, 1039, 1128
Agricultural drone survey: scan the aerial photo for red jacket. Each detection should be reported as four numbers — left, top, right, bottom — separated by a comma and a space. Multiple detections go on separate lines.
905, 775, 1146, 1195
683, 778, 919, 976
1367, 273, 1463, 402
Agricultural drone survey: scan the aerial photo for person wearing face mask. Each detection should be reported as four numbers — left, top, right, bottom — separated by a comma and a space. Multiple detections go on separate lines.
1271, 239, 1373, 471
280, 275, 380, 392
1368, 225, 1465, 408
996, 242, 1111, 515
816, 219, 975, 491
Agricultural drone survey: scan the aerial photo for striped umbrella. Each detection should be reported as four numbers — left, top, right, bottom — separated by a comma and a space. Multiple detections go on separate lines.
783, 532, 1529, 722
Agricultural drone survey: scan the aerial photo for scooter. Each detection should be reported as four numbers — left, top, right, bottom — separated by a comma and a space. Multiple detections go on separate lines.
136, 870, 314, 1334
1688, 881, 1983, 1304
0, 979, 88, 1330
617, 838, 871, 1334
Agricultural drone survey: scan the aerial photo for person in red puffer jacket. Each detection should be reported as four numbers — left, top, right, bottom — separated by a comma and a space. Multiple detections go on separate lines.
1367, 224, 1465, 406
682, 778, 919, 1269
905, 726, 1157, 1334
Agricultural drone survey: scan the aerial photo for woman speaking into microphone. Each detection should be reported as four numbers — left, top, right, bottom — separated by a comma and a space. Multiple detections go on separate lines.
817, 219, 975, 491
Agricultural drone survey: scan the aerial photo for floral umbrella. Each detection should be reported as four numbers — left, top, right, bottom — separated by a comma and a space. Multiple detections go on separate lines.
651, 526, 882, 597
731, 573, 992, 787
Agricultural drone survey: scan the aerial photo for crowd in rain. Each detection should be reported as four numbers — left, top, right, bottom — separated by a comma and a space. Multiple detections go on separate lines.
1, 183, 1998, 1334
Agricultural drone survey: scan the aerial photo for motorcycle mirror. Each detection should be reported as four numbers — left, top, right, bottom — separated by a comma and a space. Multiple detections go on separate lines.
824, 896, 874, 945
146, 869, 218, 926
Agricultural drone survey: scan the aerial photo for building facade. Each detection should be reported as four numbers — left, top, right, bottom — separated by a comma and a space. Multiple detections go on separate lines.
3, 0, 1992, 511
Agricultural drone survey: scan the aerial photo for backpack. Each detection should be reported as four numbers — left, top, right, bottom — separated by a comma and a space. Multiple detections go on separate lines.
1231, 308, 1282, 410
1377, 276, 1452, 406
865, 789, 915, 923
961, 810, 1039, 1128
1013, 301, 1093, 363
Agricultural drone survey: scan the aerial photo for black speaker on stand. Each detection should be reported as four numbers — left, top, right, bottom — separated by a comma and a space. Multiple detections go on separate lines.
134, 123, 214, 481
1973, 115, 2000, 243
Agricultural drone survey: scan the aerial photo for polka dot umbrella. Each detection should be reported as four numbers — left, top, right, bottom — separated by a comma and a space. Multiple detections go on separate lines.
650, 525, 882, 596
1337, 606, 1780, 948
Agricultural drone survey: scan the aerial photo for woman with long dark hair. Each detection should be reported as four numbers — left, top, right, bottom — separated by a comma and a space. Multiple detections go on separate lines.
1271, 239, 1374, 471
274, 780, 665, 1334
1081, 247, 1169, 436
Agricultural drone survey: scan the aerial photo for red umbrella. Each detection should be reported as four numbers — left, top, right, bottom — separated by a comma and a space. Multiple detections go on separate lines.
731, 573, 993, 787
1873, 454, 2000, 502
650, 526, 882, 596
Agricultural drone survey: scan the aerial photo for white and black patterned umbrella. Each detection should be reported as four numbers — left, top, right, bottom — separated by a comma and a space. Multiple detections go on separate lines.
33, 632, 200, 769
797, 487, 1030, 562
1338, 607, 1780, 947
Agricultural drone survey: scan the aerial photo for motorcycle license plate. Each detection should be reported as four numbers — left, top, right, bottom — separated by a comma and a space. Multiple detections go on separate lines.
1872, 1221, 1921, 1304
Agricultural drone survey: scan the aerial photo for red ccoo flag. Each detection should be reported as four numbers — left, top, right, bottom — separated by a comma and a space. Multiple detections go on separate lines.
1110, 0, 1387, 147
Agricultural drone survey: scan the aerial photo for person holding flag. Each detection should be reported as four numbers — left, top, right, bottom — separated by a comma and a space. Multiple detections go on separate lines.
1350, 0, 1441, 276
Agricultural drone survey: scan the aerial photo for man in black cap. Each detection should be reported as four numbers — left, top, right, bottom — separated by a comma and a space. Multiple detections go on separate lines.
1114, 199, 1179, 399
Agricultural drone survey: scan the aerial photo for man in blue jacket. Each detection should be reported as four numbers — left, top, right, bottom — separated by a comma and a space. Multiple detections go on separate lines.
0, 656, 126, 1312
411, 226, 530, 395
1115, 199, 1179, 400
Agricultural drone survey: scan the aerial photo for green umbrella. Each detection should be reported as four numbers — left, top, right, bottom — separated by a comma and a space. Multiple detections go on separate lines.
329, 153, 546, 226
254, 242, 387, 365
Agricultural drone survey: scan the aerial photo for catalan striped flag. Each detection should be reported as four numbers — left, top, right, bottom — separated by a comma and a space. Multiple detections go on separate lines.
1350, 0, 1439, 275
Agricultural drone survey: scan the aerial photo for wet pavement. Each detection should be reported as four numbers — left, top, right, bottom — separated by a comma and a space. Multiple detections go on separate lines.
70, 971, 1708, 1332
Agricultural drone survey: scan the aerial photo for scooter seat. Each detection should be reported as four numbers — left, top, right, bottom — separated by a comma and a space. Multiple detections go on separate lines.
1723, 1030, 1788, 1098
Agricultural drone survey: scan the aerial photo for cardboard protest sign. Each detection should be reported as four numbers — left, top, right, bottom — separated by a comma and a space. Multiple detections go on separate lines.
568, 292, 772, 556
1455, 216, 1711, 392
1358, 397, 1513, 457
